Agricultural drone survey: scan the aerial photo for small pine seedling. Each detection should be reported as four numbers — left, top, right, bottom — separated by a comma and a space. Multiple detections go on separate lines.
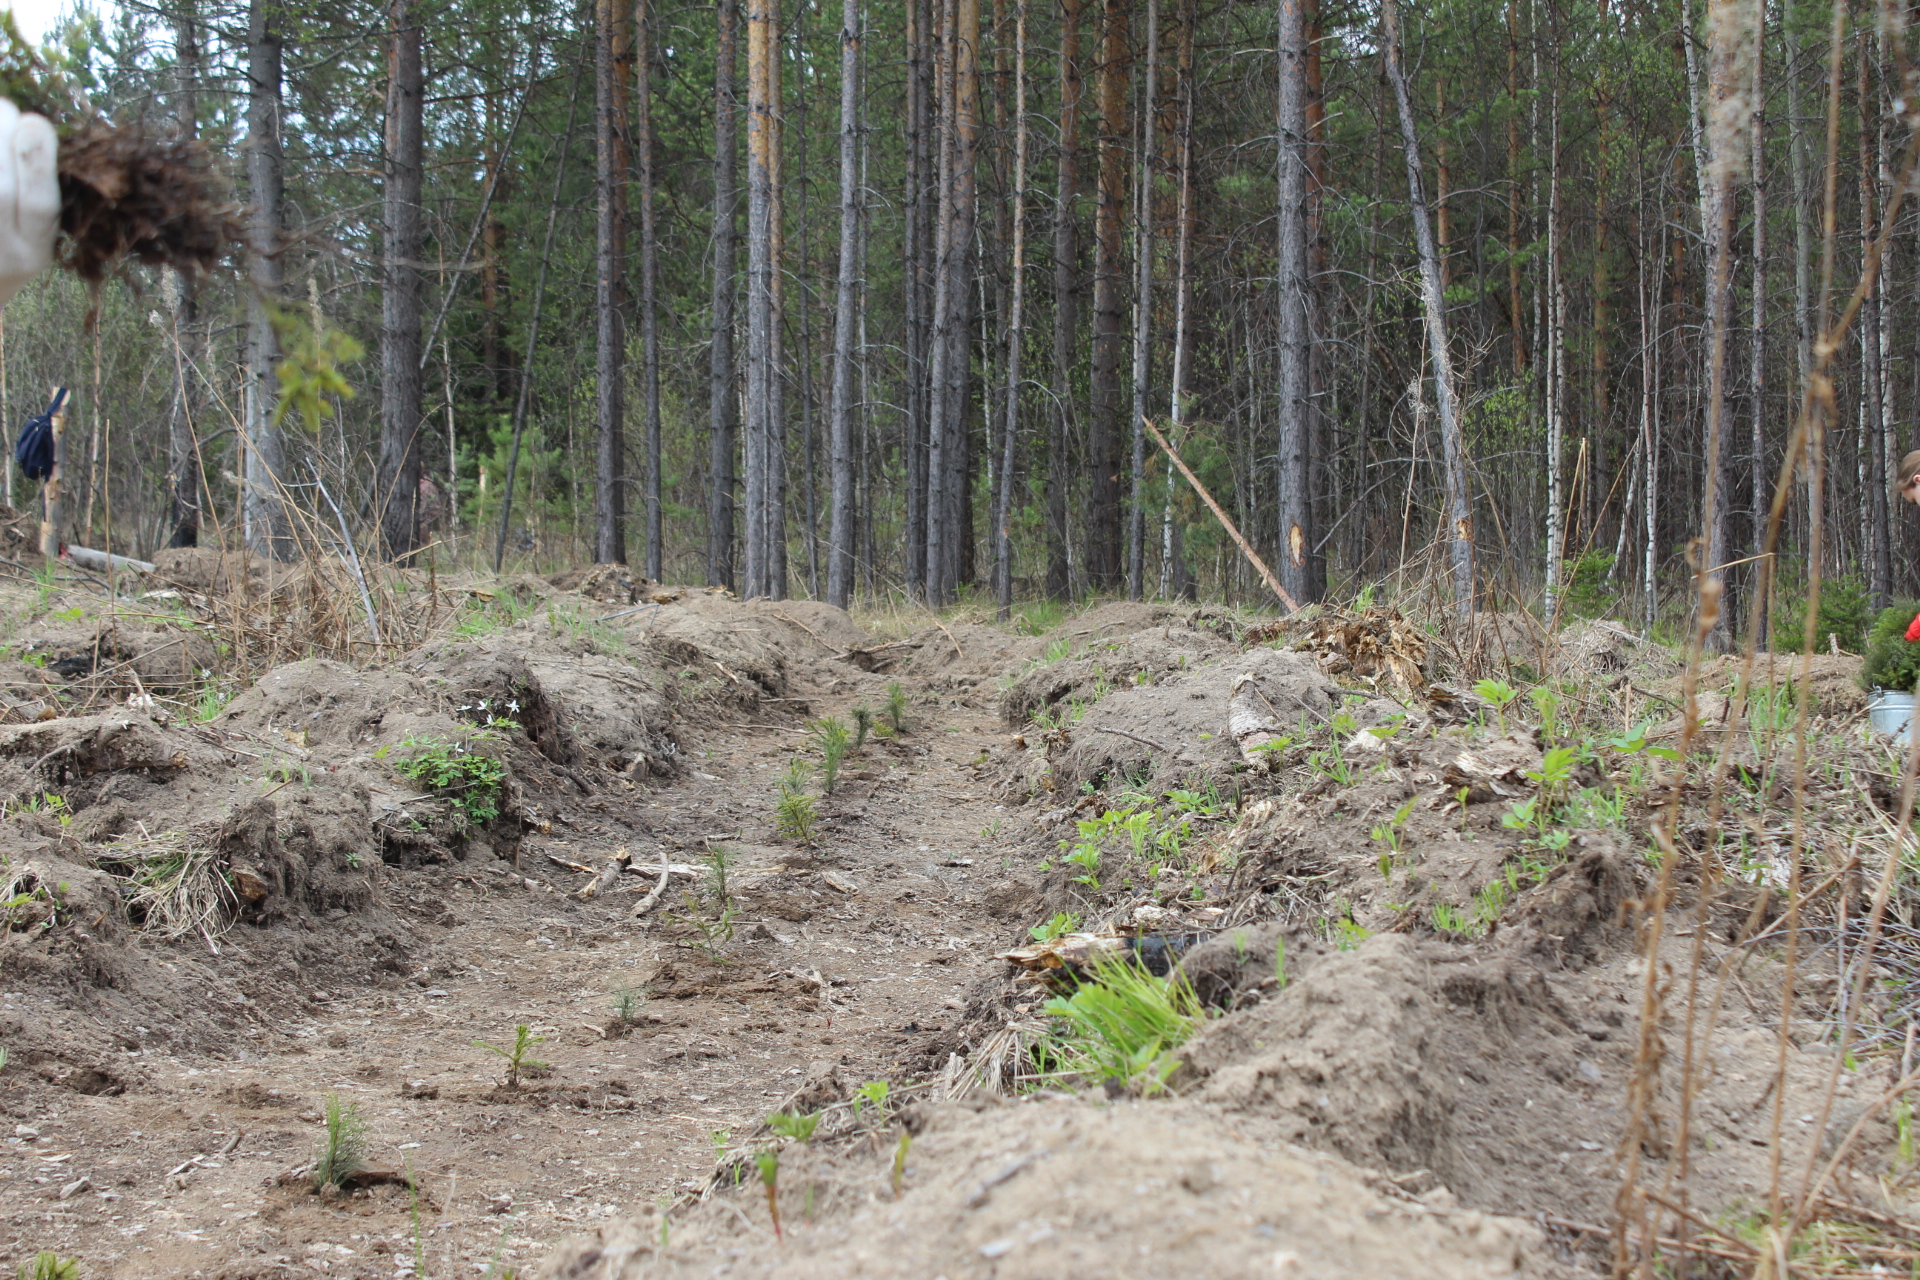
612, 985, 645, 1023
885, 682, 909, 733
774, 760, 817, 843
310, 1093, 369, 1191
755, 1149, 783, 1240
703, 843, 737, 911
813, 717, 851, 794
851, 706, 873, 748
473, 1023, 549, 1087
16, 1254, 78, 1280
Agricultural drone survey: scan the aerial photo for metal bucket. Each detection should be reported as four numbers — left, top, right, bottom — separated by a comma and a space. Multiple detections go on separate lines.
1868, 689, 1920, 743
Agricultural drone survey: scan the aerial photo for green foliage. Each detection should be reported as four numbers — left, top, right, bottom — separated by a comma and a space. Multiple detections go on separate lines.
812, 716, 851, 794
386, 735, 509, 826
270, 307, 364, 433
611, 985, 645, 1023
1777, 572, 1872, 654
1472, 678, 1518, 727
1862, 603, 1920, 692
1557, 549, 1617, 619
767, 1109, 821, 1142
885, 682, 909, 732
851, 706, 873, 748
472, 1024, 548, 1087
1038, 954, 1206, 1095
1029, 910, 1080, 941
310, 1093, 369, 1191
891, 1130, 911, 1198
774, 760, 817, 843
15, 1253, 78, 1280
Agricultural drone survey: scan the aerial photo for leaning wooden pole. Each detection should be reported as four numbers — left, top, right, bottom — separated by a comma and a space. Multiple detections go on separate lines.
1144, 417, 1299, 614
38, 389, 67, 562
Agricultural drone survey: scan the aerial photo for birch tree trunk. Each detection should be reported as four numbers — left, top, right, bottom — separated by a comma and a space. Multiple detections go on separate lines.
377, 0, 424, 562
707, 0, 739, 588
1379, 0, 1473, 614
827, 0, 861, 609
244, 0, 293, 560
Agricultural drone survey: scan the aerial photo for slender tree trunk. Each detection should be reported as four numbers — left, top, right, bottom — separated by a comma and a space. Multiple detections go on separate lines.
1545, 87, 1563, 611
1380, 0, 1473, 614
925, 0, 958, 604
793, 0, 818, 599
1748, 35, 1768, 643
1047, 0, 1083, 599
942, 0, 980, 601
744, 0, 775, 596
827, 0, 861, 609
1159, 0, 1193, 599
994, 0, 1027, 619
1276, 0, 1315, 604
245, 0, 292, 560
592, 0, 628, 565
1087, 0, 1129, 589
1125, 0, 1157, 600
167, 8, 202, 550
1861, 29, 1888, 607
637, 0, 662, 579
708, 0, 739, 588
1506, 0, 1525, 373
768, 34, 788, 602
377, 0, 424, 563
904, 0, 931, 597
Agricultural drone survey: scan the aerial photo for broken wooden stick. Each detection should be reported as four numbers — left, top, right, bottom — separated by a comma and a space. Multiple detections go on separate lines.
631, 850, 674, 917
1143, 416, 1300, 614
1090, 725, 1173, 754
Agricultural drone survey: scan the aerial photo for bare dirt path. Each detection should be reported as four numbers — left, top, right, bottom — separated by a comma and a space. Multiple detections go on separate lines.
0, 690, 1016, 1279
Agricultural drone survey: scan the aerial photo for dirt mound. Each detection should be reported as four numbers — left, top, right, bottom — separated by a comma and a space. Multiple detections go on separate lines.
149, 546, 274, 597
898, 621, 1045, 688
545, 563, 647, 603
537, 1093, 1571, 1279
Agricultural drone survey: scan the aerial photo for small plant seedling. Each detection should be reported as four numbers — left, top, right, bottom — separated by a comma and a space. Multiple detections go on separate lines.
1331, 918, 1370, 951
612, 985, 645, 1023
1472, 678, 1518, 728
704, 843, 737, 912
473, 1023, 549, 1087
767, 1109, 822, 1142
885, 682, 909, 733
388, 735, 510, 826
892, 1130, 911, 1198
310, 1093, 369, 1191
851, 705, 873, 748
812, 716, 851, 794
852, 1079, 891, 1121
1029, 910, 1080, 941
15, 1254, 78, 1280
755, 1149, 783, 1240
1274, 935, 1288, 988
774, 780, 818, 844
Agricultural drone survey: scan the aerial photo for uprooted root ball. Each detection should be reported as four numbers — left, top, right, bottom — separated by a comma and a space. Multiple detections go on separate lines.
55, 118, 244, 284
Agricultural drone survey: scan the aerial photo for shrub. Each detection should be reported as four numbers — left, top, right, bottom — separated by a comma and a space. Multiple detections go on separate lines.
1861, 602, 1920, 692
1777, 572, 1872, 655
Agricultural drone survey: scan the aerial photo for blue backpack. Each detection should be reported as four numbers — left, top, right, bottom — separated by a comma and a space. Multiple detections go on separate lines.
16, 389, 66, 483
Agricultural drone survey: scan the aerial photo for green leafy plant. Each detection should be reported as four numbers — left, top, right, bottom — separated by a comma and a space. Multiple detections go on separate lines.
1862, 602, 1920, 692
851, 706, 873, 748
1370, 796, 1417, 875
1331, 918, 1370, 951
1037, 954, 1206, 1095
1472, 678, 1518, 729
472, 1024, 549, 1087
754, 1148, 783, 1239
852, 1079, 891, 1121
1028, 910, 1081, 941
388, 736, 509, 826
1063, 841, 1101, 889
15, 1253, 78, 1280
812, 717, 851, 794
767, 1109, 821, 1142
885, 682, 909, 733
310, 1093, 369, 1191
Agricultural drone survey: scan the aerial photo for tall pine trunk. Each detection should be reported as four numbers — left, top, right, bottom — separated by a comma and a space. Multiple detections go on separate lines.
637, 0, 662, 579
1276, 0, 1314, 604
744, 0, 778, 597
904, 0, 932, 597
167, 7, 202, 550
827, 0, 861, 608
708, 0, 739, 588
592, 0, 628, 566
378, 0, 425, 562
1087, 0, 1129, 589
245, 0, 292, 560
1125, 0, 1157, 600
1046, 0, 1083, 599
994, 0, 1028, 619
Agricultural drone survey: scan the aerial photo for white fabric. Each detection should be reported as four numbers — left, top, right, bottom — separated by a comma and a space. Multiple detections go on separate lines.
0, 100, 58, 308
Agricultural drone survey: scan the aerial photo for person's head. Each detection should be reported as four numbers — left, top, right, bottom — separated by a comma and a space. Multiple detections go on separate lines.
1900, 449, 1920, 507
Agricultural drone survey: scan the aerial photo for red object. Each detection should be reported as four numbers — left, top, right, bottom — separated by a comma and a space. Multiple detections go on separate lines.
1904, 613, 1920, 644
